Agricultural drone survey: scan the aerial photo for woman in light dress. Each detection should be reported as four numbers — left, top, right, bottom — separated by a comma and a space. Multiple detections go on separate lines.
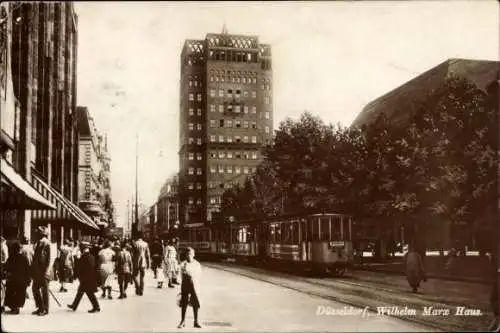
97, 240, 116, 299
161, 239, 179, 289
177, 247, 202, 329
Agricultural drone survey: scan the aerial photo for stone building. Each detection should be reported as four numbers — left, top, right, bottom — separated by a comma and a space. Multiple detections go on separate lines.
76, 106, 113, 232
179, 26, 273, 226
1, 2, 99, 244
155, 174, 180, 238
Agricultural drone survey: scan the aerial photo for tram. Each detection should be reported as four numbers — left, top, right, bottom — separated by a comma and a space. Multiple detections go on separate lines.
178, 213, 354, 276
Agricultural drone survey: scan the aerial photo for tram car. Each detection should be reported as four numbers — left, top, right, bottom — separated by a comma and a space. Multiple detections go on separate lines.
178, 213, 354, 276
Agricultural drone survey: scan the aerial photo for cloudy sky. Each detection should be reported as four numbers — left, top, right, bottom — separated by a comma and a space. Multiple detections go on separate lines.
74, 1, 499, 228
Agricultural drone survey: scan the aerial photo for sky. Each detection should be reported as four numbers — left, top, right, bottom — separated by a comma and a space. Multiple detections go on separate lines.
74, 1, 499, 229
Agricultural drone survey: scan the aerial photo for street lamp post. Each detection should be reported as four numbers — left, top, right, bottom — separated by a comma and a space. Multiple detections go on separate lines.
132, 133, 139, 239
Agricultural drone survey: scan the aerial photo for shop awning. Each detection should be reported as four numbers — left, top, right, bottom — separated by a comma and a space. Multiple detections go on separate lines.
31, 174, 99, 230
0, 158, 56, 210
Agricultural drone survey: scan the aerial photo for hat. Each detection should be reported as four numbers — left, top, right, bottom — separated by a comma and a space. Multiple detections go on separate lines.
79, 241, 91, 249
36, 226, 49, 236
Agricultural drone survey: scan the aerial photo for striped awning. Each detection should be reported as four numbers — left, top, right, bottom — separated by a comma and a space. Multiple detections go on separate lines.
31, 174, 99, 230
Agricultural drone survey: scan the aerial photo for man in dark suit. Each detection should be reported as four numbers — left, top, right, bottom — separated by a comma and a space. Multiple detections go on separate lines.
67, 241, 100, 313
31, 226, 51, 316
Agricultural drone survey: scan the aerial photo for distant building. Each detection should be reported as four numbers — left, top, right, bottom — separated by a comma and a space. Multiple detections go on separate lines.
76, 106, 113, 231
351, 58, 500, 128
179, 26, 273, 226
156, 174, 180, 238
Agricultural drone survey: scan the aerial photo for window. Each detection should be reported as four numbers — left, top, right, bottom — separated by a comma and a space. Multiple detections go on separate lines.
244, 106, 249, 114
243, 91, 248, 98
227, 151, 233, 159
208, 182, 216, 189
196, 168, 202, 175
251, 136, 257, 143
227, 105, 233, 112
219, 89, 224, 97
235, 90, 241, 98
215, 76, 219, 82
235, 120, 241, 128
253, 78, 257, 84
227, 165, 233, 173
210, 151, 216, 159
197, 108, 202, 116
227, 136, 233, 143
266, 84, 270, 90
252, 152, 258, 159
210, 89, 216, 97
226, 120, 233, 128
197, 138, 202, 145
219, 105, 224, 113
236, 76, 241, 83
188, 183, 194, 190
188, 168, 194, 175
210, 120, 217, 128
252, 91, 257, 98
265, 96, 270, 104
235, 166, 241, 174
235, 105, 241, 113
188, 197, 194, 205
221, 76, 225, 83
210, 104, 216, 112
235, 152, 241, 159
189, 123, 194, 131
197, 123, 202, 131
226, 183, 233, 189
188, 153, 194, 160
189, 108, 194, 116
188, 137, 194, 144
210, 165, 216, 174
219, 135, 224, 143
197, 198, 202, 205
243, 152, 249, 159
243, 136, 249, 143
265, 111, 270, 119
218, 165, 224, 174
197, 93, 202, 101
227, 89, 232, 98
260, 84, 265, 90
197, 183, 202, 190
242, 77, 246, 84
252, 106, 257, 114
189, 93, 194, 101
243, 121, 249, 128
265, 126, 270, 134
251, 121, 257, 129
210, 76, 214, 82
218, 151, 225, 159
210, 135, 216, 142
210, 197, 216, 204
252, 167, 257, 173
244, 167, 249, 174
197, 153, 203, 160
235, 136, 241, 143
219, 119, 224, 127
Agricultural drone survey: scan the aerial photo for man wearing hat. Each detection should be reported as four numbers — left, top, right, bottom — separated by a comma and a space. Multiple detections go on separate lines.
31, 226, 51, 316
67, 241, 100, 313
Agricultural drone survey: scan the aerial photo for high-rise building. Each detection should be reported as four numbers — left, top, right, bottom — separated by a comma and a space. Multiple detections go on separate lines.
179, 27, 273, 226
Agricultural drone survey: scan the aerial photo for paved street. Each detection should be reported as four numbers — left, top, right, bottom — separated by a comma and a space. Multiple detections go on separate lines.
2, 266, 428, 332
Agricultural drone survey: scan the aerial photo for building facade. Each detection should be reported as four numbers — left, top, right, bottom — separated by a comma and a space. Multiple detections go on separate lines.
156, 174, 180, 238
179, 28, 273, 226
76, 106, 113, 231
1, 2, 99, 244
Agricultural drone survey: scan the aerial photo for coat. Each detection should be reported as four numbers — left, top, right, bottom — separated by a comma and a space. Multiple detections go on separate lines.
115, 249, 133, 275
76, 251, 98, 292
32, 237, 51, 281
132, 239, 150, 271
180, 259, 202, 308
4, 252, 31, 309
405, 251, 426, 288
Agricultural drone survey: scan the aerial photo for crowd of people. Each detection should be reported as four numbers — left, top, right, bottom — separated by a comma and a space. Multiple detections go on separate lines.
0, 227, 202, 329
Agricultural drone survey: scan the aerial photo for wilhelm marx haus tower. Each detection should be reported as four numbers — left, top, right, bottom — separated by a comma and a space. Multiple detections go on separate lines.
179, 26, 273, 226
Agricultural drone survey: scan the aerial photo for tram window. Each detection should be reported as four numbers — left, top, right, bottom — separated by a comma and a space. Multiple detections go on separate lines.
301, 220, 307, 241
283, 222, 291, 244
310, 219, 319, 241
343, 217, 351, 241
330, 216, 339, 240
320, 218, 330, 241
292, 221, 299, 243
276, 224, 282, 243
270, 225, 276, 243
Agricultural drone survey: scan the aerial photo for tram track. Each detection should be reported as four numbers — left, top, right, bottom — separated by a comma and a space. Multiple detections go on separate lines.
204, 261, 492, 332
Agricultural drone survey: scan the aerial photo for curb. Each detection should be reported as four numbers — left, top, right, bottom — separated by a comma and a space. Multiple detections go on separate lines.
353, 267, 488, 284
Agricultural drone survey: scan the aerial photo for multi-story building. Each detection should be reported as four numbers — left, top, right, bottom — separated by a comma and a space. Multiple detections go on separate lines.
1, 2, 99, 243
179, 27, 273, 226
76, 106, 113, 231
156, 174, 180, 238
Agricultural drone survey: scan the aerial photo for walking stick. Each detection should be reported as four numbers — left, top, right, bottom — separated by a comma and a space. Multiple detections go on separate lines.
48, 288, 62, 307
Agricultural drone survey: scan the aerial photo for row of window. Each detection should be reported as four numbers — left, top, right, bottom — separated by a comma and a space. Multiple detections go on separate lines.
188, 108, 203, 116
209, 70, 258, 79
187, 138, 202, 145
209, 103, 257, 114
209, 165, 257, 174
208, 181, 235, 190
209, 196, 222, 205
209, 89, 257, 99
188, 93, 203, 102
188, 123, 203, 131
209, 150, 259, 160
209, 119, 262, 130
187, 197, 203, 205
187, 153, 203, 161
188, 80, 203, 88
187, 168, 203, 175
210, 76, 257, 84
188, 183, 203, 190
209, 135, 258, 144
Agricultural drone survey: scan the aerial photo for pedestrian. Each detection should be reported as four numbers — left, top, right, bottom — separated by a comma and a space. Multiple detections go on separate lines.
4, 242, 31, 314
132, 232, 150, 296
150, 238, 163, 279
19, 236, 34, 300
1, 235, 8, 313
97, 240, 116, 300
177, 247, 202, 329
115, 241, 133, 299
163, 239, 179, 288
67, 241, 100, 313
31, 226, 51, 316
57, 239, 74, 292
404, 242, 426, 293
